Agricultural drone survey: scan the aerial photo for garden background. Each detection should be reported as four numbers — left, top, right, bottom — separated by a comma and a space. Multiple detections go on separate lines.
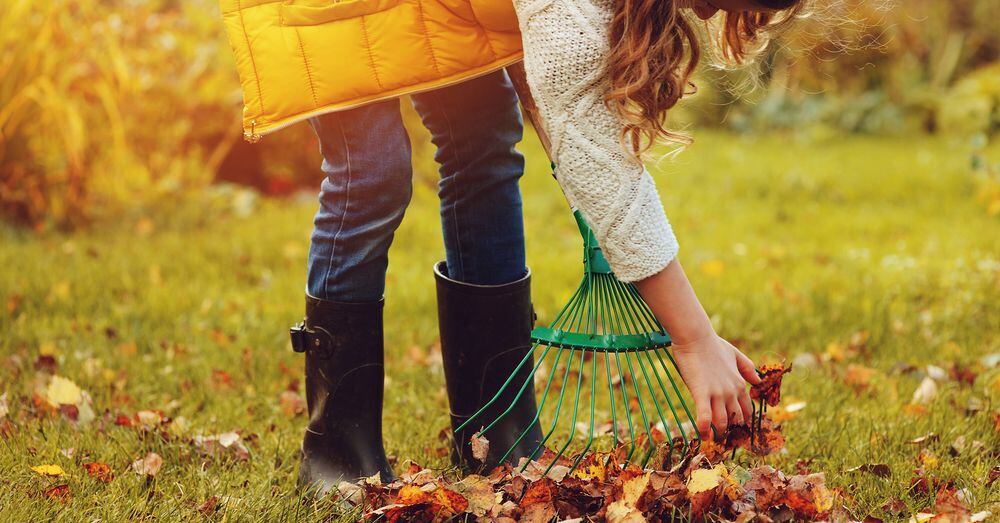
1, 0, 998, 521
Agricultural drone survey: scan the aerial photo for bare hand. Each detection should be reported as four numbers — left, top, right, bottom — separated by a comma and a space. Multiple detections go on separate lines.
670, 335, 761, 438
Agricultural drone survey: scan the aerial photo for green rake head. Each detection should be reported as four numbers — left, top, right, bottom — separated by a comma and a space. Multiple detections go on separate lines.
455, 210, 701, 475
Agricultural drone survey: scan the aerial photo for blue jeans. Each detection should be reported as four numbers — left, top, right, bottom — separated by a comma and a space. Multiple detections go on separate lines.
307, 70, 527, 302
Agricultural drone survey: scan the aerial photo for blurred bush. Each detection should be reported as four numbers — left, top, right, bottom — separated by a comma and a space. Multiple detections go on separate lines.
0, 0, 997, 228
1, 0, 234, 228
0, 0, 319, 230
680, 0, 999, 136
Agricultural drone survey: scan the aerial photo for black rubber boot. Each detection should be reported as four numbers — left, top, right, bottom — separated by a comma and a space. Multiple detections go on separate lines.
290, 295, 394, 494
434, 261, 545, 473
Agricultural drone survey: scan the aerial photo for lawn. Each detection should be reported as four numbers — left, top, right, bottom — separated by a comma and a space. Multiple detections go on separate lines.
1, 130, 998, 521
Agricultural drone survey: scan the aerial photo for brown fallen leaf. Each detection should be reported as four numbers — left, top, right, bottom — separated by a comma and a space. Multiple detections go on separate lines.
844, 364, 875, 392
452, 475, 499, 517
783, 473, 834, 520
279, 390, 305, 417
751, 363, 792, 407
471, 432, 489, 463
197, 496, 219, 515
211, 369, 233, 389
986, 466, 1000, 487
520, 477, 558, 508
132, 452, 163, 477
909, 433, 939, 446
83, 461, 114, 482
930, 485, 970, 522
44, 484, 71, 503
193, 432, 250, 462
846, 463, 892, 478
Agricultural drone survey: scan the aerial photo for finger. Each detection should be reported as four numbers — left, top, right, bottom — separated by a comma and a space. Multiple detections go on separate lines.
727, 397, 745, 427
696, 396, 713, 439
711, 396, 728, 437
735, 350, 762, 384
737, 389, 753, 424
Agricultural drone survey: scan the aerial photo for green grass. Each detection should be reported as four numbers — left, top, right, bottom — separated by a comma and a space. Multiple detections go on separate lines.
1, 131, 998, 521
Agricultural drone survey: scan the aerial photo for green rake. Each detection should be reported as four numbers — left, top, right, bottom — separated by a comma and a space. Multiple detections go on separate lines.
455, 205, 701, 475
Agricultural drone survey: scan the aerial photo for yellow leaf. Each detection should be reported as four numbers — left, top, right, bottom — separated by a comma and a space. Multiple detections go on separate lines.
32, 464, 66, 477
45, 376, 82, 407
918, 450, 939, 470
687, 464, 727, 494
700, 259, 726, 277
606, 501, 647, 523
571, 462, 608, 482
621, 472, 651, 505
38, 342, 58, 357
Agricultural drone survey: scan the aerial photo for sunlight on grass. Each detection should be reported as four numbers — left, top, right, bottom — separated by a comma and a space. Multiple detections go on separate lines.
1, 132, 998, 520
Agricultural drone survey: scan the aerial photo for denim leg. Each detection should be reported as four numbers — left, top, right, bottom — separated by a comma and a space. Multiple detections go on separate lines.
307, 99, 413, 303
411, 70, 527, 285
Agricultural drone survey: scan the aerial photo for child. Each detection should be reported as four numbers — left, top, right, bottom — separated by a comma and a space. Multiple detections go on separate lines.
285, 0, 805, 494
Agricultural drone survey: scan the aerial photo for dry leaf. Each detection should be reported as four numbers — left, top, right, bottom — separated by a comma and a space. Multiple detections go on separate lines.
471, 433, 490, 463
846, 463, 891, 478
279, 390, 305, 417
45, 376, 82, 407
132, 452, 163, 477
197, 496, 219, 515
193, 432, 250, 461
687, 465, 725, 494
44, 484, 70, 503
751, 363, 791, 407
83, 461, 114, 482
911, 377, 938, 404
32, 464, 67, 477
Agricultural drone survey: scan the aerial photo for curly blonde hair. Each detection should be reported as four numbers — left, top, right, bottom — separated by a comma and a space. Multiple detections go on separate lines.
605, 0, 806, 158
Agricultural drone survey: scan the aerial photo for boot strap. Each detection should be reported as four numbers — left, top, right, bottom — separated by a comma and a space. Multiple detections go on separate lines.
290, 321, 335, 358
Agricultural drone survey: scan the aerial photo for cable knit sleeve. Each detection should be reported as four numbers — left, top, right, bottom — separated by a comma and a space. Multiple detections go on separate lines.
513, 0, 679, 282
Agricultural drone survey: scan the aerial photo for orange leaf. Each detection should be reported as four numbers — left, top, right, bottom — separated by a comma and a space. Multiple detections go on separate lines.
520, 477, 557, 508
396, 484, 431, 506
44, 484, 71, 503
431, 485, 469, 515
83, 461, 114, 483
751, 363, 791, 407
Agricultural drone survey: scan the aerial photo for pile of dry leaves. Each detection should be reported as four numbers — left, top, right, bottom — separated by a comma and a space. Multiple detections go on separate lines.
326, 363, 850, 522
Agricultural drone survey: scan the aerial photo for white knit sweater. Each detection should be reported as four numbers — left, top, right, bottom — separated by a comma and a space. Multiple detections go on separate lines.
513, 0, 679, 282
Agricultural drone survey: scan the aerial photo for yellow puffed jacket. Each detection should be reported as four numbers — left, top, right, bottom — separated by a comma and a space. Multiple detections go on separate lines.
220, 0, 523, 141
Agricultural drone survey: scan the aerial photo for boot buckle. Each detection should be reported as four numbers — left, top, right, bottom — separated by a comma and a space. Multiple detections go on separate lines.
290, 321, 335, 358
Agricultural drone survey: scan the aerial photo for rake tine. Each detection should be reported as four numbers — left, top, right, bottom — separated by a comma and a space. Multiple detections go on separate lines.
652, 350, 700, 444
624, 283, 665, 335
633, 349, 673, 460
569, 276, 611, 472
526, 342, 576, 471
613, 350, 638, 463
622, 351, 656, 467
604, 351, 618, 448
546, 345, 587, 475
456, 341, 545, 436
498, 344, 565, 465
550, 277, 588, 328
606, 277, 642, 336
519, 346, 570, 465
642, 350, 689, 448
568, 343, 599, 473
